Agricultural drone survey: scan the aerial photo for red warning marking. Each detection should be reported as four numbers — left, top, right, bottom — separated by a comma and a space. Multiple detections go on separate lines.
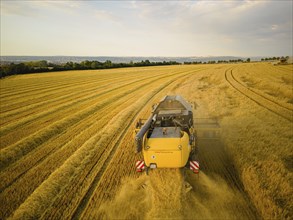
190, 161, 199, 173
136, 160, 145, 171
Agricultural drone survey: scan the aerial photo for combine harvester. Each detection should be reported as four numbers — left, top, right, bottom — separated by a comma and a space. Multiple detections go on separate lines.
134, 95, 199, 174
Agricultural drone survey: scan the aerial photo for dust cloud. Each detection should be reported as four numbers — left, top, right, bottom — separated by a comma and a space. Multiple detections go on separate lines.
95, 168, 256, 219
94, 114, 258, 219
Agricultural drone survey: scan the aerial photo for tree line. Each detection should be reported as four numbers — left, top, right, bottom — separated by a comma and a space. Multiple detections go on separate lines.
184, 58, 250, 65
261, 56, 289, 61
0, 59, 180, 78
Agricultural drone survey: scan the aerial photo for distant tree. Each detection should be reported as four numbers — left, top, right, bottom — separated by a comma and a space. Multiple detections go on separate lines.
0, 58, 181, 78
145, 59, 151, 65
73, 62, 81, 69
38, 60, 48, 67
246, 58, 250, 62
104, 60, 112, 68
65, 62, 74, 69
91, 61, 100, 69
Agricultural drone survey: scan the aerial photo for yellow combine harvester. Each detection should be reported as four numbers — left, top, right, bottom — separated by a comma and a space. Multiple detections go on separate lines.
134, 95, 199, 174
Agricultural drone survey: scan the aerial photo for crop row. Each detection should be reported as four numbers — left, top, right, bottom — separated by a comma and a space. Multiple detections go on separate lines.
0, 66, 202, 219
8, 69, 196, 219
0, 71, 169, 148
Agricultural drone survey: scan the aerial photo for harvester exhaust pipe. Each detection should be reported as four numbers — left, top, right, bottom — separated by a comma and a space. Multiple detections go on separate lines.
135, 114, 155, 153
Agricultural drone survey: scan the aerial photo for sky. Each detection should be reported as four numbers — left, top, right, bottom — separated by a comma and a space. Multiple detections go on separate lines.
1, 0, 292, 57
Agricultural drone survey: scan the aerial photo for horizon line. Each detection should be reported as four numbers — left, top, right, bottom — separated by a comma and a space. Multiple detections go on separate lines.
1, 55, 290, 58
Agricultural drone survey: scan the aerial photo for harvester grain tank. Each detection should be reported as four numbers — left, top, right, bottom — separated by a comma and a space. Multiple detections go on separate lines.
134, 95, 199, 174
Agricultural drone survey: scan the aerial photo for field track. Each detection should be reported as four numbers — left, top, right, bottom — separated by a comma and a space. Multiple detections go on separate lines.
225, 68, 293, 122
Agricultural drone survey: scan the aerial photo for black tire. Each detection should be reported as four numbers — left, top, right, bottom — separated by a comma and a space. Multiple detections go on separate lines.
191, 152, 199, 161
190, 147, 199, 161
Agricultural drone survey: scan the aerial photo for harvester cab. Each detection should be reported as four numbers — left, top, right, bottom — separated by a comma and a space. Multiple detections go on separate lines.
134, 95, 199, 174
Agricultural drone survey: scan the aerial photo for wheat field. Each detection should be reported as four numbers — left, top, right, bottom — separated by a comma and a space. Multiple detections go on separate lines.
0, 63, 292, 219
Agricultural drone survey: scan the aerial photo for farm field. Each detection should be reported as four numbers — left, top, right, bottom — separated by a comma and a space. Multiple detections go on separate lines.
0, 63, 292, 219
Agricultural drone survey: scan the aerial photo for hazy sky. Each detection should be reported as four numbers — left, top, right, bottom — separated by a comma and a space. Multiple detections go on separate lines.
1, 0, 292, 57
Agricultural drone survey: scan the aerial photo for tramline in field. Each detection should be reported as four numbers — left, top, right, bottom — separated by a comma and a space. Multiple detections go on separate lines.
134, 95, 199, 174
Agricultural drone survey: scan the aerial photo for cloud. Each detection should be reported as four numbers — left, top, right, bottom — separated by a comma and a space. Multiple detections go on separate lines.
126, 0, 292, 56
94, 9, 120, 24
1, 1, 291, 56
135, 1, 291, 40
1, 1, 38, 17
1, 0, 82, 17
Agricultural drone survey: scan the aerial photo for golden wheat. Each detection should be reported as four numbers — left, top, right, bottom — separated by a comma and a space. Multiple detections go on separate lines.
0, 64, 291, 220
